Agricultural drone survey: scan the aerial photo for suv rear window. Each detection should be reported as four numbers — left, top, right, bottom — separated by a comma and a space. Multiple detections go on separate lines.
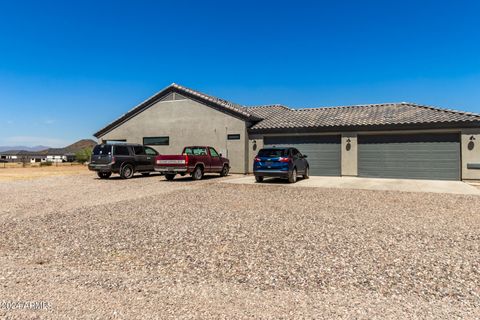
257, 148, 288, 157
114, 146, 130, 156
92, 145, 112, 155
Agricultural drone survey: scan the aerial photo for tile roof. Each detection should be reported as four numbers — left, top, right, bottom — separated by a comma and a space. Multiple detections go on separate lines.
246, 105, 291, 119
249, 102, 480, 132
94, 83, 480, 137
170, 83, 256, 119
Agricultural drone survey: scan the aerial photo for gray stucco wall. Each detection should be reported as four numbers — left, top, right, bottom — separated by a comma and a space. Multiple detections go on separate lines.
341, 133, 357, 176
247, 134, 264, 173
98, 97, 248, 173
461, 129, 480, 180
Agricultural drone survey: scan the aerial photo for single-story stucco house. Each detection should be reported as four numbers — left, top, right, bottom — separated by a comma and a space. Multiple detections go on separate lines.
94, 83, 480, 181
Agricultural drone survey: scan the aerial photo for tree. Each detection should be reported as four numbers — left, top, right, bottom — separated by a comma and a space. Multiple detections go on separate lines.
75, 148, 92, 163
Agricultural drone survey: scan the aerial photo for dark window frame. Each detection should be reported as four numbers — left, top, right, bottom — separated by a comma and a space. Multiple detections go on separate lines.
143, 136, 169, 146
227, 134, 241, 140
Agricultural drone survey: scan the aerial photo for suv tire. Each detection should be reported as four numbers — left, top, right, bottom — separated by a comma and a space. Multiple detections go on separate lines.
288, 168, 297, 183
303, 166, 309, 179
255, 176, 263, 183
192, 166, 204, 180
120, 164, 135, 179
97, 172, 112, 179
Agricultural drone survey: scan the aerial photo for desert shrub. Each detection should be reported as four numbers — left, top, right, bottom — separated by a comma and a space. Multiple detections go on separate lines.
75, 148, 93, 163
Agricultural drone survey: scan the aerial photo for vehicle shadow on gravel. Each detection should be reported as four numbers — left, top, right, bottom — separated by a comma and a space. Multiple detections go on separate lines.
256, 177, 308, 184
159, 174, 226, 182
96, 173, 163, 180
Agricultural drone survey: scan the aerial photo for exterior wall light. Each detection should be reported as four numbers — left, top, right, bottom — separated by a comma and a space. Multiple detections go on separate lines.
346, 138, 351, 151
468, 136, 475, 151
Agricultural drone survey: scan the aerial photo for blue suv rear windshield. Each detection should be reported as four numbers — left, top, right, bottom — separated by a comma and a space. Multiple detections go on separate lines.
257, 148, 288, 157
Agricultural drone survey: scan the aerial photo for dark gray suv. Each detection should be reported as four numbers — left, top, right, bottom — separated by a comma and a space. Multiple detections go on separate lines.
88, 143, 159, 179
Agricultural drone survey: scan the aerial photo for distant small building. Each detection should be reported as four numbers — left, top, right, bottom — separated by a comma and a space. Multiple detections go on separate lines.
0, 151, 46, 163
0, 139, 96, 163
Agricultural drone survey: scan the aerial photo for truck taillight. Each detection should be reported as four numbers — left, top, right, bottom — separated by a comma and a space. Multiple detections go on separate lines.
111, 157, 116, 164
254, 157, 261, 162
185, 155, 189, 165
156, 159, 161, 165
279, 157, 290, 162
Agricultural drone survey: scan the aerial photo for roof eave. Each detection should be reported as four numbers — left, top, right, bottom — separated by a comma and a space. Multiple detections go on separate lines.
248, 121, 480, 134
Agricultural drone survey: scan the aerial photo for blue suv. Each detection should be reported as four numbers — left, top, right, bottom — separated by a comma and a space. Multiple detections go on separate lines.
253, 147, 309, 183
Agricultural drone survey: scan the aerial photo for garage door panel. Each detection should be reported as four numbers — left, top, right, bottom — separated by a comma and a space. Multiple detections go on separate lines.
358, 133, 460, 180
264, 135, 341, 176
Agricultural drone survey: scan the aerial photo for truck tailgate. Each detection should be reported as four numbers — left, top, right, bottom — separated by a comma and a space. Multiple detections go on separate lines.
155, 155, 188, 172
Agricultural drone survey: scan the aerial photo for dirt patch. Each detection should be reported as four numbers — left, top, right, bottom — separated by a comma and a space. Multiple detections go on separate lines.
0, 165, 89, 181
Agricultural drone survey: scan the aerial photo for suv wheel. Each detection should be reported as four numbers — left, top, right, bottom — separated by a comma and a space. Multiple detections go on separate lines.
288, 168, 297, 183
255, 176, 263, 183
220, 165, 229, 177
165, 174, 175, 181
303, 166, 309, 179
120, 164, 135, 179
97, 172, 112, 179
192, 166, 204, 180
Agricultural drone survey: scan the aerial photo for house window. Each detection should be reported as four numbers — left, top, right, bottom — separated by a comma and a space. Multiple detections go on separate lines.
103, 139, 126, 144
227, 134, 240, 140
144, 136, 169, 146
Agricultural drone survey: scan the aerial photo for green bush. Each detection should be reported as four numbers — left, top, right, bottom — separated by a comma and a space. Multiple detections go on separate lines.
75, 148, 93, 163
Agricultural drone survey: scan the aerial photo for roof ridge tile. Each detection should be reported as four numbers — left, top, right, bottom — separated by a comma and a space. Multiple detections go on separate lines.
295, 103, 401, 111
247, 104, 290, 109
402, 102, 480, 118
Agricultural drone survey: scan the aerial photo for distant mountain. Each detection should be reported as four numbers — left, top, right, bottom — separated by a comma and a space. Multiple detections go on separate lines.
0, 139, 97, 155
0, 145, 50, 152
41, 139, 97, 155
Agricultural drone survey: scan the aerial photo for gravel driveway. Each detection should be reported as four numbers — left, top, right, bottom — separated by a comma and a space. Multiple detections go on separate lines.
1, 172, 479, 319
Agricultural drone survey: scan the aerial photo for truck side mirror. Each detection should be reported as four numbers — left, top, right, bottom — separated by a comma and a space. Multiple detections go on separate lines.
219, 153, 223, 157
303, 154, 308, 158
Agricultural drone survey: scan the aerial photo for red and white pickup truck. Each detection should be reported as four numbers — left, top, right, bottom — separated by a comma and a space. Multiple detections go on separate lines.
154, 146, 230, 181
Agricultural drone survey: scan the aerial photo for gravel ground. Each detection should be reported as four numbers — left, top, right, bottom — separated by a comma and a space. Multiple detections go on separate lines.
1, 172, 480, 319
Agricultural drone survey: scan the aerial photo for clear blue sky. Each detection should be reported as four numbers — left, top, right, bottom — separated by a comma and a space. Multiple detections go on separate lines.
0, 0, 479, 147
